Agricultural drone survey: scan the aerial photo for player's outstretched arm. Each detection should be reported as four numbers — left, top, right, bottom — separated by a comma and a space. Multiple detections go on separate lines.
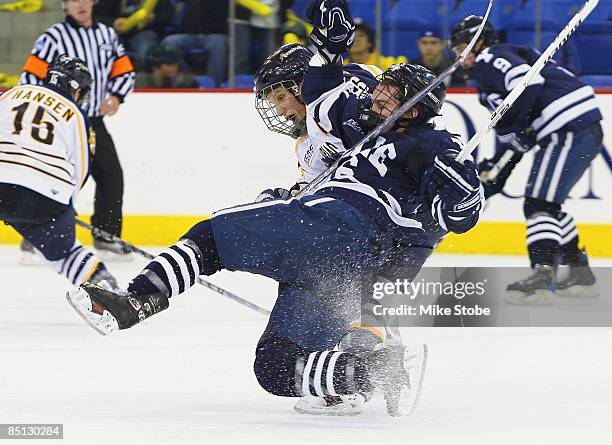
305, 0, 355, 65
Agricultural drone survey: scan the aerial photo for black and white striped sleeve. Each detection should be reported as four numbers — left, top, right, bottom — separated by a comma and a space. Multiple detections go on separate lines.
20, 31, 60, 85
107, 30, 135, 101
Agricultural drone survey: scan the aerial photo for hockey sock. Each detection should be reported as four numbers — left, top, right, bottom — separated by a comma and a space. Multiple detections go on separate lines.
296, 351, 372, 397
128, 219, 222, 297
524, 198, 562, 267
128, 238, 205, 297
556, 212, 585, 265
45, 241, 101, 285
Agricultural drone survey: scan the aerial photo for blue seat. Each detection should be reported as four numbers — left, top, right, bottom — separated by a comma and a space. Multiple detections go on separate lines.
574, 33, 612, 74
579, 75, 612, 88
291, 0, 378, 24
448, 0, 517, 33
195, 75, 216, 89
510, 0, 586, 31
222, 74, 255, 89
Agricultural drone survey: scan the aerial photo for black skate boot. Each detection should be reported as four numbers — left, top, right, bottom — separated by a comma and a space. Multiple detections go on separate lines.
363, 343, 428, 416
555, 249, 598, 298
506, 264, 555, 305
66, 283, 169, 335
88, 263, 122, 293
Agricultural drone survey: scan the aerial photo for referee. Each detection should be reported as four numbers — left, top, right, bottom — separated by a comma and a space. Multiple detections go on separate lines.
20, 0, 135, 259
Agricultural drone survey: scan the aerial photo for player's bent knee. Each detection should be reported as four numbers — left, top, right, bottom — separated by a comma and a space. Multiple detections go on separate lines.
180, 218, 223, 275
523, 197, 561, 219
253, 335, 304, 397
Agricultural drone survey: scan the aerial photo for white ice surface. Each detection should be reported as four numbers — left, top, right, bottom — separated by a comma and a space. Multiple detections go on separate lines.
1, 246, 611, 445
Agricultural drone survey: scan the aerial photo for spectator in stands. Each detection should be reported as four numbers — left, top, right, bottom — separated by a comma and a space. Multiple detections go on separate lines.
281, 9, 311, 46
95, 0, 175, 71
161, 0, 252, 86
135, 44, 197, 88
412, 27, 467, 86
343, 19, 407, 70
248, 0, 293, 71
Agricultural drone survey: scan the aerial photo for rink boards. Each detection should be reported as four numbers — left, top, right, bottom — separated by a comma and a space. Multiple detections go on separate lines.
0, 90, 610, 256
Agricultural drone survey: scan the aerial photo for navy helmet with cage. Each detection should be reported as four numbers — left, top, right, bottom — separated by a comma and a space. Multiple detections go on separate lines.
254, 43, 314, 139
360, 63, 446, 130
44, 54, 92, 108
449, 15, 498, 50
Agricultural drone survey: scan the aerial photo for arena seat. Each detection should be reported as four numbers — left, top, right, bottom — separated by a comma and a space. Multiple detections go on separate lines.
195, 75, 216, 89
579, 75, 612, 89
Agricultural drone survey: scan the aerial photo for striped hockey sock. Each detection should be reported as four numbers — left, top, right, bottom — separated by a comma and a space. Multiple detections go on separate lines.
526, 213, 562, 267
46, 242, 100, 285
128, 239, 203, 297
295, 351, 370, 397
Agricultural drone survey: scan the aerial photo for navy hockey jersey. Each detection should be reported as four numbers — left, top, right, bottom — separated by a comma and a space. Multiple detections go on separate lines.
473, 44, 602, 141
302, 63, 381, 154
314, 125, 476, 247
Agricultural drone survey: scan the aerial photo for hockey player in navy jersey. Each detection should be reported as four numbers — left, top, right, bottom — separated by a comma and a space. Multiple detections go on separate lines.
67, 6, 484, 417
67, 60, 483, 415
0, 55, 120, 291
450, 16, 603, 305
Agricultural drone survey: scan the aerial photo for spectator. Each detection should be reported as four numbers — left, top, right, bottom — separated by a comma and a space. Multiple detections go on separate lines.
136, 44, 197, 88
343, 19, 407, 71
281, 9, 311, 46
161, 0, 233, 86
412, 27, 467, 86
20, 0, 136, 259
248, 0, 293, 72
95, 0, 175, 71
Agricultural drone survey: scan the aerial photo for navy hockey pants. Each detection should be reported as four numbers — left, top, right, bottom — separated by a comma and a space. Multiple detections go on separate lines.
211, 195, 390, 351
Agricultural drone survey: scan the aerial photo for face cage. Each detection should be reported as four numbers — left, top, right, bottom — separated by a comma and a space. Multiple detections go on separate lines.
255, 81, 305, 139
358, 79, 407, 132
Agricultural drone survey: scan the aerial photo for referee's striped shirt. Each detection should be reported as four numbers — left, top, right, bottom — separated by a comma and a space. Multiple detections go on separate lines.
19, 15, 135, 118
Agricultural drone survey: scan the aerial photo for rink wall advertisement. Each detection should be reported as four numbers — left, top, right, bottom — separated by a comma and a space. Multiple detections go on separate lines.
1, 90, 611, 256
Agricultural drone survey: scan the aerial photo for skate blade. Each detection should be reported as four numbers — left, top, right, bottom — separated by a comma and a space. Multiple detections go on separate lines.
556, 285, 599, 298
505, 290, 554, 306
66, 288, 119, 336
400, 343, 428, 416
293, 403, 363, 416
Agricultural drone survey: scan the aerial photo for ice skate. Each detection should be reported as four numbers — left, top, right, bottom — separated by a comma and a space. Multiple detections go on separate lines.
293, 394, 367, 416
506, 264, 555, 305
93, 239, 134, 262
66, 283, 168, 336
292, 326, 383, 416
555, 249, 598, 298
88, 263, 123, 293
364, 343, 428, 416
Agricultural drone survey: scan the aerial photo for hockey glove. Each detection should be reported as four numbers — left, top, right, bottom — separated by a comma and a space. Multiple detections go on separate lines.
319, 142, 344, 167
496, 127, 536, 154
478, 149, 523, 199
305, 0, 355, 64
255, 187, 292, 202
425, 153, 484, 233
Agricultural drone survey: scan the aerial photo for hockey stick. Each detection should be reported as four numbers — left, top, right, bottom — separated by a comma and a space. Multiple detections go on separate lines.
296, 0, 494, 197
456, 0, 600, 166
75, 219, 272, 316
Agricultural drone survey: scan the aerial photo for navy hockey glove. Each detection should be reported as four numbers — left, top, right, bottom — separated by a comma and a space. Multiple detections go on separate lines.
497, 127, 536, 154
425, 153, 484, 233
305, 0, 355, 64
255, 187, 292, 202
478, 149, 523, 199
319, 142, 344, 167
